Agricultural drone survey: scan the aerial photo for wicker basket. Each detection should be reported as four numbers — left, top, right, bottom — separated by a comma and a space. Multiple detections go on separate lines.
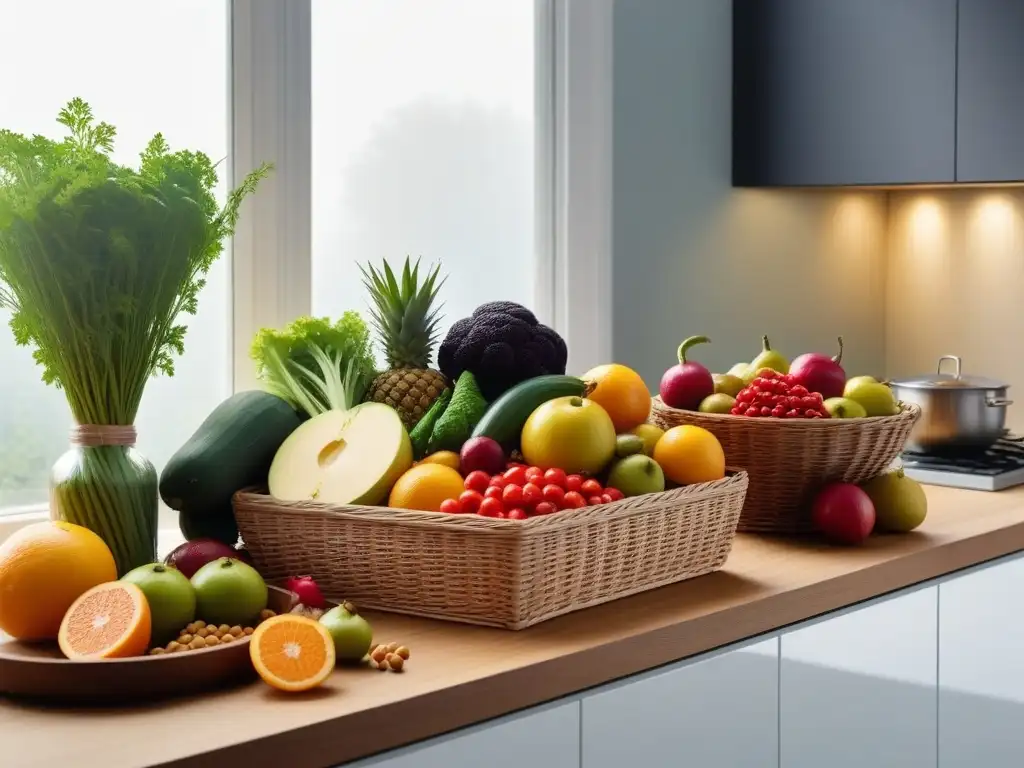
233, 471, 748, 630
649, 398, 920, 534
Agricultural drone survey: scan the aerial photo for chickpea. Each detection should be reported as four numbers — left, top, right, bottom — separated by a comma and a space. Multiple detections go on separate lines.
218, 624, 231, 634
178, 633, 193, 645
205, 635, 221, 647
166, 641, 183, 653
371, 647, 388, 664
189, 637, 207, 651
195, 627, 209, 639
243, 627, 255, 636
229, 626, 243, 637
150, 647, 166, 656
386, 654, 404, 672
220, 633, 235, 643
385, 642, 399, 654
396, 646, 411, 660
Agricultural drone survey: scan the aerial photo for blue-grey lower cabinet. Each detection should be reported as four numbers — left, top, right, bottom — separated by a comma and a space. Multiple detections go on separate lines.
581, 638, 780, 768
779, 586, 938, 768
938, 555, 1024, 767
345, 700, 580, 768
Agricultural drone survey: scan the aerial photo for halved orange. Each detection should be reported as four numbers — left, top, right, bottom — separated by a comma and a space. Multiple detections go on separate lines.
58, 582, 151, 660
250, 614, 336, 692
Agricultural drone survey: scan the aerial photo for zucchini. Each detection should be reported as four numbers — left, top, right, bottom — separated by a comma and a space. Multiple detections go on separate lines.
159, 390, 303, 518
471, 375, 590, 449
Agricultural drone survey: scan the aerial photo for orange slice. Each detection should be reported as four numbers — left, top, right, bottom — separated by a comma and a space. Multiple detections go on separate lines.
58, 582, 151, 659
250, 614, 336, 692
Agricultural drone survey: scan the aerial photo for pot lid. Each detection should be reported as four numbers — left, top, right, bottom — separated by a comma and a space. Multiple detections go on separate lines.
892, 355, 1008, 391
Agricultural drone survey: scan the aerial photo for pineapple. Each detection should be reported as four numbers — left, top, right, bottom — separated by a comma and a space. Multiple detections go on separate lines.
359, 257, 450, 429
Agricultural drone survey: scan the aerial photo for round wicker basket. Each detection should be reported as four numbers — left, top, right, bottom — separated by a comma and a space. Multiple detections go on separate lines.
649, 397, 921, 534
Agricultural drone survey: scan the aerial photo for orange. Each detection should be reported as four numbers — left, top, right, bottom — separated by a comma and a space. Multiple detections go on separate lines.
653, 425, 726, 486
0, 520, 117, 640
418, 450, 462, 472
250, 614, 336, 692
388, 463, 466, 512
582, 364, 652, 432
58, 581, 151, 659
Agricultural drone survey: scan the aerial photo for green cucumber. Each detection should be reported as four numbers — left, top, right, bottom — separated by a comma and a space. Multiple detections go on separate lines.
471, 374, 591, 449
159, 390, 303, 519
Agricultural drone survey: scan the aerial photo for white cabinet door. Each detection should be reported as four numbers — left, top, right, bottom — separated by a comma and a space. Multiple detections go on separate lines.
939, 555, 1024, 768
347, 700, 580, 768
581, 637, 780, 768
780, 586, 938, 768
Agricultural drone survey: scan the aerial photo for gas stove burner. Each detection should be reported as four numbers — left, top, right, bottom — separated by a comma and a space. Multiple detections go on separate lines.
900, 436, 1024, 491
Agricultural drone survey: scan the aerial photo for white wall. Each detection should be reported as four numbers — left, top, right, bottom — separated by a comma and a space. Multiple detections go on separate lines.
611, 0, 889, 387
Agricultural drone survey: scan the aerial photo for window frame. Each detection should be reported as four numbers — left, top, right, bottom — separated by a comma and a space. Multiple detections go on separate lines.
0, 0, 612, 541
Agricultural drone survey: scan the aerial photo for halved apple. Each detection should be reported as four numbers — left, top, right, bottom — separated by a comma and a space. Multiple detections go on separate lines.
268, 403, 413, 506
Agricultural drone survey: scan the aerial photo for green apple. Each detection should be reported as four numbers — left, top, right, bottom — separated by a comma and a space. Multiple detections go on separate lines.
191, 557, 268, 627
606, 454, 666, 498
269, 402, 413, 506
122, 563, 196, 645
698, 393, 736, 414
822, 397, 868, 419
861, 469, 927, 533
712, 373, 745, 397
843, 379, 899, 417
845, 375, 879, 389
727, 363, 751, 380
320, 602, 374, 663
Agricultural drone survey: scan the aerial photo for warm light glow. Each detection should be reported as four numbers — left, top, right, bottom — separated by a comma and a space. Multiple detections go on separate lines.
907, 197, 946, 250
831, 195, 873, 240
968, 194, 1016, 245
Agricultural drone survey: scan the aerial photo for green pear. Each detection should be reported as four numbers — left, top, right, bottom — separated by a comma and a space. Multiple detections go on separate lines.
749, 335, 789, 375
822, 397, 867, 419
713, 373, 745, 397
615, 433, 646, 458
727, 363, 751, 380
860, 469, 927, 532
843, 379, 899, 417
699, 393, 736, 414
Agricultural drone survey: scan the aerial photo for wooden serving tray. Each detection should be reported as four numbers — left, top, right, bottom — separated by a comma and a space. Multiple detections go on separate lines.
0, 586, 297, 705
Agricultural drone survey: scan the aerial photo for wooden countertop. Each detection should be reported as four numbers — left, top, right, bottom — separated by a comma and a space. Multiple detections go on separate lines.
5, 484, 1024, 768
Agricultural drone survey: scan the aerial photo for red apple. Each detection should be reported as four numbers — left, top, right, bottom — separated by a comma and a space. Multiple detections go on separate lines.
460, 436, 507, 477
164, 538, 241, 579
659, 335, 715, 410
812, 483, 876, 545
789, 336, 847, 400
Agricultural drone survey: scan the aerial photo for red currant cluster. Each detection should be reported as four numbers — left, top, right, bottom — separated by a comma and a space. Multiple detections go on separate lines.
440, 464, 624, 519
731, 369, 831, 419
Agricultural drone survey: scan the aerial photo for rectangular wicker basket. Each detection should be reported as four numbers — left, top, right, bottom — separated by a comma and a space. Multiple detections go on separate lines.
233, 471, 748, 630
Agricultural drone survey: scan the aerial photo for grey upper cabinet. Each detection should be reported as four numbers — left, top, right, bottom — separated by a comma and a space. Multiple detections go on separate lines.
733, 0, 957, 187
956, 0, 1024, 182
938, 556, 1024, 768
779, 586, 938, 768
582, 638, 780, 768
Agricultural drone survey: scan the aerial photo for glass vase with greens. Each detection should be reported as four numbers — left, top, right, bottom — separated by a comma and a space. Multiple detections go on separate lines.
0, 99, 269, 574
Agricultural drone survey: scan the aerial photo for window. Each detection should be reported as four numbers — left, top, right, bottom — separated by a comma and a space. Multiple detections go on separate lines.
0, 0, 231, 526
310, 0, 536, 339
0, 0, 611, 538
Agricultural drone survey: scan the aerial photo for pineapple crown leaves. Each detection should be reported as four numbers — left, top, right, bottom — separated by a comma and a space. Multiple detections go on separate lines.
358, 256, 447, 369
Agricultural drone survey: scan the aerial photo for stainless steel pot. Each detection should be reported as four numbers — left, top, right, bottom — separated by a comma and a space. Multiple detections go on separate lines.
890, 356, 1012, 453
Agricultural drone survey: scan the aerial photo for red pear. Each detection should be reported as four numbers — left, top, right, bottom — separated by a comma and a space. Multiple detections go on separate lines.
812, 483, 876, 545
659, 335, 715, 411
790, 336, 847, 400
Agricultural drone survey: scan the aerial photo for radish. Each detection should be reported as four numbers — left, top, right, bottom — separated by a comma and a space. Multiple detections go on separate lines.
659, 336, 715, 411
789, 336, 847, 400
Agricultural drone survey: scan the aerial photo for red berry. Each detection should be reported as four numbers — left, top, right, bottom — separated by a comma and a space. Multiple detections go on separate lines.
805, 409, 822, 418
599, 493, 613, 504
737, 389, 754, 403
506, 507, 529, 520
284, 576, 326, 609
542, 484, 565, 506
458, 490, 483, 514
464, 470, 490, 494
563, 491, 586, 509
605, 487, 625, 501
587, 495, 604, 506
760, 406, 772, 416
790, 384, 808, 397
580, 478, 603, 497
745, 407, 760, 417
484, 485, 504, 501
478, 497, 504, 517
533, 501, 557, 516
503, 466, 528, 486
440, 498, 462, 514
489, 474, 508, 489
524, 466, 545, 484
522, 482, 544, 507
543, 468, 568, 487
502, 483, 525, 507
565, 474, 584, 492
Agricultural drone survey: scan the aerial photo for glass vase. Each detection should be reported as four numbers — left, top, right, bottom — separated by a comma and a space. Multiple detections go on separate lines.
50, 425, 158, 576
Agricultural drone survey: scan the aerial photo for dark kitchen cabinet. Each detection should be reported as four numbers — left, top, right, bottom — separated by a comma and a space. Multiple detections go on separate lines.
956, 0, 1024, 183
733, 0, 958, 187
